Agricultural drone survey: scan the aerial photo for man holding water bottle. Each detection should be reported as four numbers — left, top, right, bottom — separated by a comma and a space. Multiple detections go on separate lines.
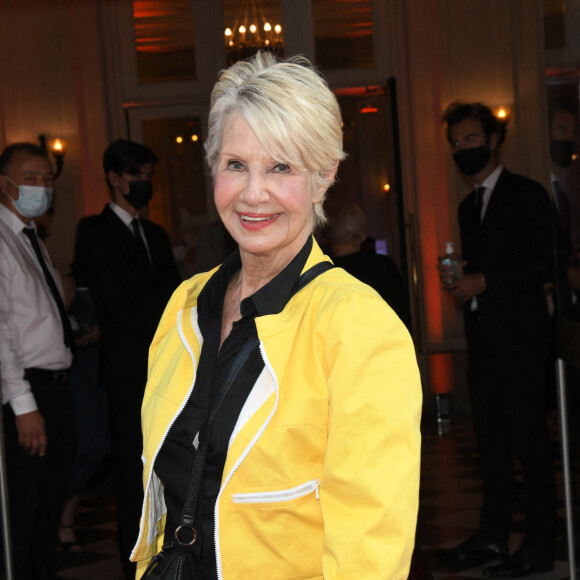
436, 102, 556, 578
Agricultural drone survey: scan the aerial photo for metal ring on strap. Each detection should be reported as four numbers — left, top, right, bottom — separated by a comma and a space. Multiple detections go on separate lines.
174, 525, 197, 546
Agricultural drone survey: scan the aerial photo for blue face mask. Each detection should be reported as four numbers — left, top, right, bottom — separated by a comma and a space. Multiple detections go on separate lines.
6, 177, 54, 218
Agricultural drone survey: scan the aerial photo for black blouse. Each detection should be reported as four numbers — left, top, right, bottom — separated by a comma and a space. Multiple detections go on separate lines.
154, 237, 312, 579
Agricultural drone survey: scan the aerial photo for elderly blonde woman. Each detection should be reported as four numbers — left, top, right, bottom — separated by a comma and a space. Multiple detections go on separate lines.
131, 51, 421, 580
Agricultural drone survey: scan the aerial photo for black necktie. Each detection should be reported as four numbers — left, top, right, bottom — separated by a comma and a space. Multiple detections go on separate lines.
131, 218, 151, 266
474, 186, 485, 232
22, 227, 75, 354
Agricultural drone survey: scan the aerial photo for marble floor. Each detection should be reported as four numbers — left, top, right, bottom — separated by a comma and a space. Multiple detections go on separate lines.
43, 413, 579, 579
415, 416, 578, 580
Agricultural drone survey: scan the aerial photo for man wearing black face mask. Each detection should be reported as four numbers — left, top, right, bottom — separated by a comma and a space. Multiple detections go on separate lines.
548, 104, 580, 317
74, 139, 181, 579
437, 103, 556, 578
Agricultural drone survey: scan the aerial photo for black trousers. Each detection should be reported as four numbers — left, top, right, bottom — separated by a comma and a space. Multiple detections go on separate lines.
3, 374, 76, 580
106, 377, 144, 580
467, 339, 556, 555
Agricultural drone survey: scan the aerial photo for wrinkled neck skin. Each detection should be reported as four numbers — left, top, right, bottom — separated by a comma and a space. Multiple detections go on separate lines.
235, 230, 311, 299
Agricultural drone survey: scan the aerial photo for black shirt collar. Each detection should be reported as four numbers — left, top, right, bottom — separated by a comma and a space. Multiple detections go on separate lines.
198, 236, 313, 320
249, 236, 312, 316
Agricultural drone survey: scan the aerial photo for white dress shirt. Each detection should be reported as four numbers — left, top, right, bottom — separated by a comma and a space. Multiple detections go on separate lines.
469, 164, 504, 311
550, 172, 558, 199
475, 163, 503, 221
0, 203, 73, 415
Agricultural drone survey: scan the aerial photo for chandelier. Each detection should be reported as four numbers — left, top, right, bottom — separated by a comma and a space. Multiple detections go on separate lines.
224, 0, 284, 65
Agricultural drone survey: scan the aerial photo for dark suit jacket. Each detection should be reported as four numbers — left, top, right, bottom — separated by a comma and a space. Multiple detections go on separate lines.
551, 185, 577, 321
74, 205, 182, 388
459, 168, 554, 350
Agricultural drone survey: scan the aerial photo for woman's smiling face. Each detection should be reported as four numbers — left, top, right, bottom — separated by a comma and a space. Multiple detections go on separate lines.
214, 112, 321, 266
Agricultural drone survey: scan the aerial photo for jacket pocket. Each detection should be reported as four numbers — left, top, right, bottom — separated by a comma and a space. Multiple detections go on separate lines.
232, 479, 320, 504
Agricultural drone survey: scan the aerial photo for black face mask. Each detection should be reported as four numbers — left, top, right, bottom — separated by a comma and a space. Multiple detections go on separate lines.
452, 146, 491, 176
124, 180, 153, 209
550, 139, 575, 168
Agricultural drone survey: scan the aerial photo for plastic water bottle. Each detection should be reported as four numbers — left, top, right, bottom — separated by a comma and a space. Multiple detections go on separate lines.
440, 242, 463, 283
435, 393, 451, 434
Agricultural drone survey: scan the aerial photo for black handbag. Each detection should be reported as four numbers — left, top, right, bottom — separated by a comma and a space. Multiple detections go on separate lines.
142, 261, 334, 579
141, 542, 193, 579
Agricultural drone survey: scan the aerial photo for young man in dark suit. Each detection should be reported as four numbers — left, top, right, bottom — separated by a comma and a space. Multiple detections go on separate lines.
437, 103, 556, 578
74, 139, 181, 579
548, 103, 580, 318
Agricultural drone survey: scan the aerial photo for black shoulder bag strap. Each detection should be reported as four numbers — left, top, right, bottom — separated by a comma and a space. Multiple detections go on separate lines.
146, 260, 335, 570
291, 260, 334, 292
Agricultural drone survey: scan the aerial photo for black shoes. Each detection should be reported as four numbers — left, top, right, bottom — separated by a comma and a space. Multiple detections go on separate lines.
482, 545, 554, 578
436, 532, 556, 577
436, 533, 508, 566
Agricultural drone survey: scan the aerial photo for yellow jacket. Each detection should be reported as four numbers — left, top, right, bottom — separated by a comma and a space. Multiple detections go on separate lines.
132, 241, 422, 579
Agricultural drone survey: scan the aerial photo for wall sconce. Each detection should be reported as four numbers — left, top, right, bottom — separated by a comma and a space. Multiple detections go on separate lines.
359, 87, 381, 114
492, 105, 512, 126
360, 104, 379, 114
38, 134, 67, 179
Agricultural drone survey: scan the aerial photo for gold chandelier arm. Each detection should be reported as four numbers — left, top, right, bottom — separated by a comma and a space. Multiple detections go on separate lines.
225, 0, 284, 65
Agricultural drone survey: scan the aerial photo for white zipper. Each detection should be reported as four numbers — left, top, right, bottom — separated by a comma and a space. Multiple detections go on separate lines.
130, 308, 198, 560
214, 341, 279, 580
232, 479, 320, 504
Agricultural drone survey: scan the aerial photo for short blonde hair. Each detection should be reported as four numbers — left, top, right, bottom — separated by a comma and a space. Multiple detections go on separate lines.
205, 51, 345, 228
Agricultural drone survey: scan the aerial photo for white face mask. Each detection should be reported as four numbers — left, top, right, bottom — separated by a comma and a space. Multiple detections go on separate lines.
5, 177, 54, 218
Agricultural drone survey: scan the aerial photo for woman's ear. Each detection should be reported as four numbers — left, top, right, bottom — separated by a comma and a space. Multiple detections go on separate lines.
313, 162, 339, 203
